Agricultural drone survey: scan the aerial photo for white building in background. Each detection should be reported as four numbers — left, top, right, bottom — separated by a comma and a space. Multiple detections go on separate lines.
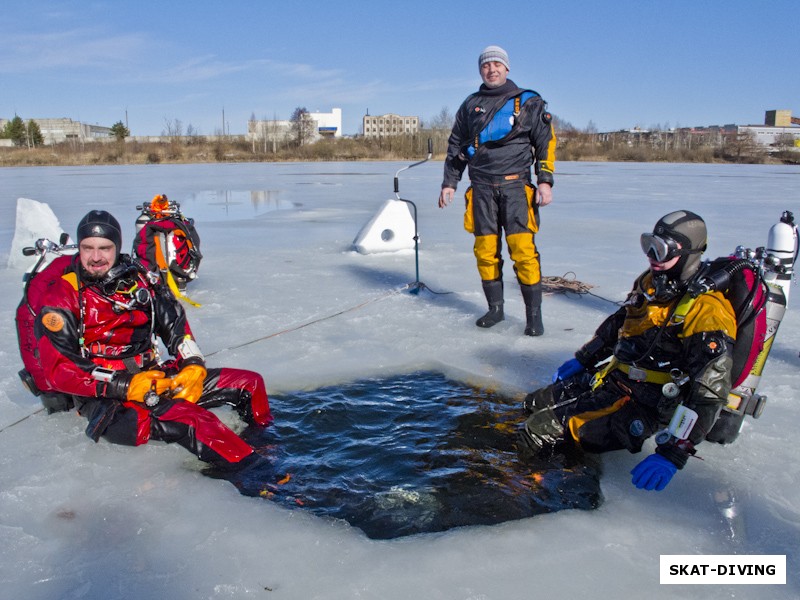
309, 108, 342, 138
362, 113, 420, 138
248, 108, 342, 145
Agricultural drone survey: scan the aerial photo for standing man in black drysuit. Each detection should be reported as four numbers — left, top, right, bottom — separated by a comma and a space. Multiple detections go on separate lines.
439, 45, 556, 336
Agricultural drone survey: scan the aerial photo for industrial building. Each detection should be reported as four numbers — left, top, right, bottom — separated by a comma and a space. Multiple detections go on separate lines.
591, 109, 800, 152
362, 113, 420, 138
0, 117, 113, 145
738, 110, 800, 148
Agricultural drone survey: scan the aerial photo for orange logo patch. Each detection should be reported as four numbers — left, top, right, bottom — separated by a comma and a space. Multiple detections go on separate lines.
42, 312, 65, 332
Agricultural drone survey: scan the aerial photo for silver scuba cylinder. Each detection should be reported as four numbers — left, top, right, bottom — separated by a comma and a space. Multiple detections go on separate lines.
135, 209, 151, 233
764, 211, 798, 302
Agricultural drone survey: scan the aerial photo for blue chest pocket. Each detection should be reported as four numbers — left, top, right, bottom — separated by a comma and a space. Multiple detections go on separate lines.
479, 91, 536, 146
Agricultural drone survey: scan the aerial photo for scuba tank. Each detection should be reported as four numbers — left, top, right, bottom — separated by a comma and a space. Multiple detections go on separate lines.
764, 211, 798, 302
135, 210, 151, 233
706, 211, 798, 444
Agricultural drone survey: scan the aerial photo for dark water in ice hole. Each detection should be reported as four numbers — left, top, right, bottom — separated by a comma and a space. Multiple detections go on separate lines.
209, 371, 602, 539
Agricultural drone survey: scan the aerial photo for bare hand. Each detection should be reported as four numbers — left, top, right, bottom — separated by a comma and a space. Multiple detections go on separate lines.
536, 183, 552, 206
438, 187, 455, 208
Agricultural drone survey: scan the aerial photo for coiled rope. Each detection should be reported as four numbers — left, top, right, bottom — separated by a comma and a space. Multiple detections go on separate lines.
542, 272, 623, 306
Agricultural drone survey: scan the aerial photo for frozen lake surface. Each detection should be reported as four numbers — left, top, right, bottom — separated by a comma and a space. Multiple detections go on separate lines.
1, 161, 798, 598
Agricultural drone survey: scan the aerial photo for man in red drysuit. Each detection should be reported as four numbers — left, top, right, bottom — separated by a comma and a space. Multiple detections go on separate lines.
27, 209, 271, 466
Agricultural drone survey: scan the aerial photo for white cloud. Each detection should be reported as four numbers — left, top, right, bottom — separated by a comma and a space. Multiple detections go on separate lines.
0, 29, 148, 72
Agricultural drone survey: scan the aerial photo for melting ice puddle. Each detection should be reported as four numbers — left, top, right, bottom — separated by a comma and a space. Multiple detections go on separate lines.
177, 190, 298, 220
210, 371, 602, 539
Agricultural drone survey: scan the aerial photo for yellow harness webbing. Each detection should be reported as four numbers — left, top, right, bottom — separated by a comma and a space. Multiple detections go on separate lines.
166, 270, 201, 307
616, 363, 673, 384
590, 358, 618, 390
590, 357, 673, 389
669, 293, 696, 325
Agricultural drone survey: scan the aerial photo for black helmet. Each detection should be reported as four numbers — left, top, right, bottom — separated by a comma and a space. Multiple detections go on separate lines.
641, 210, 707, 282
77, 210, 122, 256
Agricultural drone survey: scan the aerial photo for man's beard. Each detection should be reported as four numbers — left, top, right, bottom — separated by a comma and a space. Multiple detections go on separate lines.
81, 265, 109, 283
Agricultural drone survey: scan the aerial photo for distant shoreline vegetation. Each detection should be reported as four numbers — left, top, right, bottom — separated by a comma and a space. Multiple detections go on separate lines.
1, 128, 797, 167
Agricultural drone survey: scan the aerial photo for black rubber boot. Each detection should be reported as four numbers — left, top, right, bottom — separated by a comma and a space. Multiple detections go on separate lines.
476, 279, 504, 328
520, 283, 544, 336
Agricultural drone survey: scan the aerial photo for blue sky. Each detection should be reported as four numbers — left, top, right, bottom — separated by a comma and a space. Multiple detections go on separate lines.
2, 0, 798, 137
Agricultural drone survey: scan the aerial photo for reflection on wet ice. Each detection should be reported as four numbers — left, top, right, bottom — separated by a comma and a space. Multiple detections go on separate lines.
183, 190, 297, 219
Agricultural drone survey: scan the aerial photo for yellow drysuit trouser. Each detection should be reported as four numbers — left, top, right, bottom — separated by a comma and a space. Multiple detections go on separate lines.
463, 177, 540, 285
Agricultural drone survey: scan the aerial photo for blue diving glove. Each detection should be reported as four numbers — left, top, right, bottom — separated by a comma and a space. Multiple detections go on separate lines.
552, 358, 585, 383
631, 454, 678, 491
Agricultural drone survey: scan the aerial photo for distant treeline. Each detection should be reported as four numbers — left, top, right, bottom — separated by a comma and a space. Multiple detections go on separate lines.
1, 126, 796, 167
556, 127, 798, 165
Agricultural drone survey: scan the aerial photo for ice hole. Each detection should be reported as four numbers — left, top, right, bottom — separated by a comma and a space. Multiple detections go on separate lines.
210, 371, 602, 539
